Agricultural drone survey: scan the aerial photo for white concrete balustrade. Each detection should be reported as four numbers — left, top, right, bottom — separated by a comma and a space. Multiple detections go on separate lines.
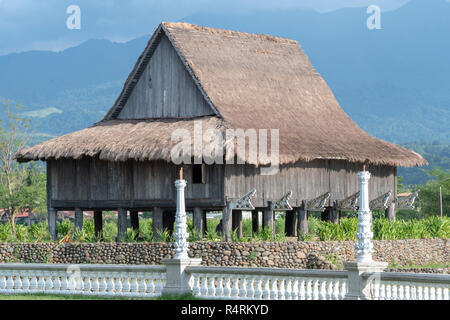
0, 263, 166, 297
0, 263, 449, 299
186, 266, 348, 300
365, 272, 450, 300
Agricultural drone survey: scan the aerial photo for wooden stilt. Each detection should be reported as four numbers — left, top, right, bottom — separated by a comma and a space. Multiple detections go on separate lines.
202, 210, 207, 235
330, 201, 340, 224
152, 207, 163, 241
163, 210, 175, 236
285, 210, 297, 237
263, 202, 274, 236
222, 202, 232, 242
117, 208, 127, 242
193, 207, 204, 238
94, 210, 103, 240
232, 210, 242, 239
48, 208, 57, 241
297, 201, 308, 239
251, 210, 259, 235
74, 208, 83, 232
130, 210, 139, 239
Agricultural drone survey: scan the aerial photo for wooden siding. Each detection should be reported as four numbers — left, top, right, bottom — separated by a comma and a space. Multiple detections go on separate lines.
49, 159, 224, 208
117, 35, 214, 119
224, 160, 396, 207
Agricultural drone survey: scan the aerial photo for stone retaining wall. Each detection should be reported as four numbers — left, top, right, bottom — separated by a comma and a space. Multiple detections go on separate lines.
0, 239, 448, 268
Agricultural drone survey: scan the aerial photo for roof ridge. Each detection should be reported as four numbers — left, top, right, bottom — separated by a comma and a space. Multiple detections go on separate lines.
162, 21, 299, 45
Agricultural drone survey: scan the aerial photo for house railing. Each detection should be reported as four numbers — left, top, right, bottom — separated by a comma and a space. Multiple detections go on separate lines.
0, 262, 449, 299
185, 266, 348, 300
0, 263, 166, 298
364, 271, 450, 300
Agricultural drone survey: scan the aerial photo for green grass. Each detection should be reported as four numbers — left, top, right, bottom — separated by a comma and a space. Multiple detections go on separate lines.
0, 215, 448, 244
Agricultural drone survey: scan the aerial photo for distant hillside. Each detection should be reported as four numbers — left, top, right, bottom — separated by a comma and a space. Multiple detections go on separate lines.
0, 0, 448, 149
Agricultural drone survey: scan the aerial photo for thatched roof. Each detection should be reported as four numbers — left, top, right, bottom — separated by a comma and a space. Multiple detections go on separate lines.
15, 22, 427, 167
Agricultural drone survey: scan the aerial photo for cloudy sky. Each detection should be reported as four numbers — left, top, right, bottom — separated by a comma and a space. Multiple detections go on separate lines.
0, 0, 412, 55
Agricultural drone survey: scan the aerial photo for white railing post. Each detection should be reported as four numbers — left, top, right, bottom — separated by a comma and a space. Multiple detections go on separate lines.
162, 172, 202, 296
344, 168, 388, 300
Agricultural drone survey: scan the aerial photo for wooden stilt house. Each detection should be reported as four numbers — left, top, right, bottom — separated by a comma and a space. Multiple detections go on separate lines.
15, 22, 427, 241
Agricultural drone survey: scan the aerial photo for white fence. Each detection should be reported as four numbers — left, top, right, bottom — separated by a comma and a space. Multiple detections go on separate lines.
0, 263, 166, 298
186, 266, 348, 300
365, 272, 450, 300
0, 263, 448, 300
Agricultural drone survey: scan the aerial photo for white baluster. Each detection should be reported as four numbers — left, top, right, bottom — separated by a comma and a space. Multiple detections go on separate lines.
216, 276, 224, 299
106, 272, 115, 296
397, 282, 404, 300
423, 285, 429, 300
239, 276, 247, 299
99, 272, 108, 296
90, 272, 99, 295
14, 271, 23, 293
326, 280, 333, 300
247, 276, 255, 300
0, 271, 7, 293
6, 271, 14, 294
29, 272, 38, 293
122, 272, 131, 296
262, 276, 270, 299
200, 275, 208, 298
45, 271, 53, 293
278, 278, 285, 300
298, 279, 306, 300
291, 278, 299, 300
417, 284, 423, 300
339, 280, 347, 300
270, 278, 278, 300
379, 283, 385, 300
319, 279, 327, 300
53, 271, 62, 294
83, 274, 92, 295
254, 277, 263, 299
208, 274, 216, 298
332, 280, 340, 300
305, 279, 312, 300
114, 272, 123, 296
224, 276, 232, 298
22, 271, 30, 293
443, 286, 448, 300
191, 274, 200, 297
285, 278, 292, 300
137, 273, 146, 297
429, 286, 436, 300
130, 272, 139, 297
312, 278, 320, 300
435, 285, 442, 300
37, 271, 45, 293
231, 276, 240, 299
155, 273, 164, 296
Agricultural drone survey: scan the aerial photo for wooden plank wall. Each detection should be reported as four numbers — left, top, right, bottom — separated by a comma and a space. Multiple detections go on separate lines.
49, 159, 223, 203
117, 35, 214, 119
224, 160, 396, 207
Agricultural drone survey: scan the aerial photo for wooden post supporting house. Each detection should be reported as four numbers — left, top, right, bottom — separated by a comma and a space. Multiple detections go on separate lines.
130, 210, 139, 239
193, 207, 205, 238
117, 208, 127, 242
152, 207, 163, 241
232, 211, 243, 239
74, 208, 83, 232
285, 210, 297, 237
263, 201, 274, 236
330, 201, 340, 224
297, 201, 308, 239
94, 210, 103, 240
251, 210, 259, 235
222, 203, 233, 242
48, 208, 57, 241
163, 210, 176, 236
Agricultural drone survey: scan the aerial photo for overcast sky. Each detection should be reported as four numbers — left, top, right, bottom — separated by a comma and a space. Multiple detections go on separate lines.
0, 0, 412, 55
